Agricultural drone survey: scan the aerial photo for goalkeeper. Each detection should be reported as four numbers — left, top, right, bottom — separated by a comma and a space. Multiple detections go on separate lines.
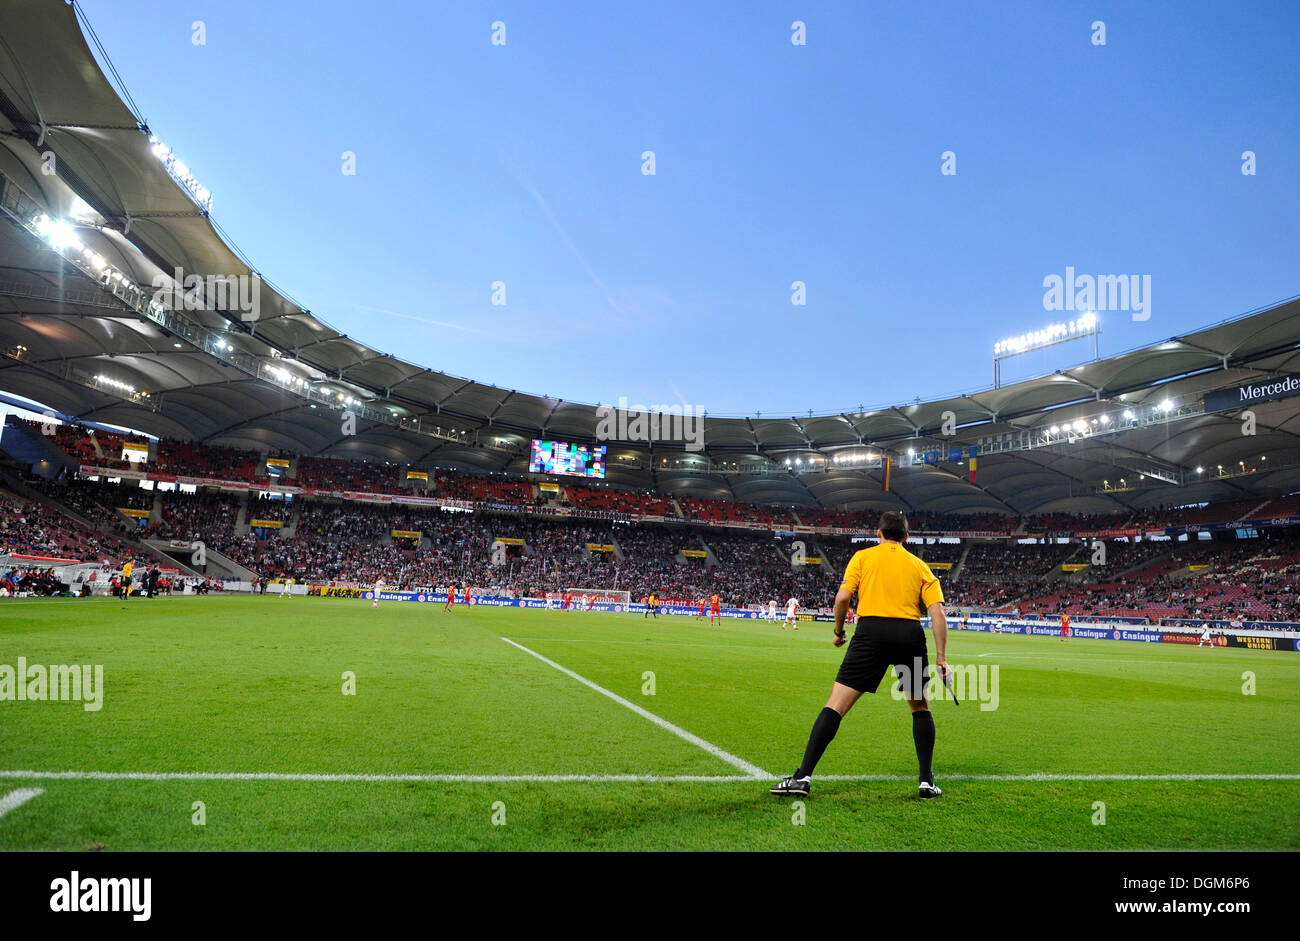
770, 511, 950, 799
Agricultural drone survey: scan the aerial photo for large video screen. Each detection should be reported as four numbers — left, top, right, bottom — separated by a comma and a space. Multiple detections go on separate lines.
529, 439, 607, 478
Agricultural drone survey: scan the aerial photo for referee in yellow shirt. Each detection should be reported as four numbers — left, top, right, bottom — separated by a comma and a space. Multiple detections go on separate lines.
771, 510, 950, 799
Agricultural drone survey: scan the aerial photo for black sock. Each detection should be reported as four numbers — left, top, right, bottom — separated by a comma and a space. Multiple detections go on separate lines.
912, 710, 935, 784
795, 707, 842, 778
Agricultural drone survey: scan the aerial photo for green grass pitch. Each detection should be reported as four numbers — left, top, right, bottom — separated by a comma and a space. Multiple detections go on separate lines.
1, 595, 1297, 851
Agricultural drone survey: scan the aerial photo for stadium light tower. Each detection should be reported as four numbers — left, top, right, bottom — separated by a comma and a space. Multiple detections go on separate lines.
992, 312, 1100, 388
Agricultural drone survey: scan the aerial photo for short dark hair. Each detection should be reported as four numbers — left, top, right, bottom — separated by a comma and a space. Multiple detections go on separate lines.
878, 511, 908, 542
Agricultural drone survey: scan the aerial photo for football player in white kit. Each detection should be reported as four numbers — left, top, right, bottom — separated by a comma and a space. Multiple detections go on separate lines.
373, 579, 384, 609
768, 599, 778, 621
1198, 622, 1214, 647
280, 576, 294, 598
783, 596, 800, 631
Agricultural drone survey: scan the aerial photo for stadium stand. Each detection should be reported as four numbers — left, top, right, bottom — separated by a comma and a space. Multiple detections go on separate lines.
561, 482, 676, 517
4, 441, 1300, 621
295, 457, 396, 494
0, 488, 133, 563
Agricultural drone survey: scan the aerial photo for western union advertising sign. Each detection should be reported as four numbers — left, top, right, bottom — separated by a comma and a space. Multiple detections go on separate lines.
249, 518, 283, 529
118, 508, 151, 518
122, 441, 149, 455
1061, 563, 1089, 572
794, 556, 822, 565
266, 458, 291, 468
538, 481, 560, 493
391, 530, 422, 539
495, 537, 525, 546
585, 543, 615, 552
309, 586, 367, 598
682, 549, 708, 558
928, 561, 952, 571
406, 470, 429, 480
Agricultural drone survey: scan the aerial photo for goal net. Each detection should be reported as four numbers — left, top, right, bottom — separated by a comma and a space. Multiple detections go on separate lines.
544, 588, 632, 605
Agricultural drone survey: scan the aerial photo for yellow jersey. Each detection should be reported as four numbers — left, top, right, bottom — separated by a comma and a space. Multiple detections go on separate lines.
839, 541, 944, 620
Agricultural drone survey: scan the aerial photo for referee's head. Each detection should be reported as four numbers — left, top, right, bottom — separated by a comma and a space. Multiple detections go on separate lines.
877, 510, 908, 543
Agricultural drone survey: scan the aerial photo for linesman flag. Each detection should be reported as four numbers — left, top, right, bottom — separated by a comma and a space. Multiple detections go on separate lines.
882, 455, 892, 492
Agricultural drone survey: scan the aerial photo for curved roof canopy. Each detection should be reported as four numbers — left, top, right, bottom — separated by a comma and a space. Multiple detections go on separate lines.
0, 0, 1298, 513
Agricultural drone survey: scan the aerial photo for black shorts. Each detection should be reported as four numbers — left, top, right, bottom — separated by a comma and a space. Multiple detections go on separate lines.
835, 616, 930, 698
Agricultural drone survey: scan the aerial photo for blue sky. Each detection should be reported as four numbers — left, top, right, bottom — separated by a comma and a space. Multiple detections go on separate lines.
78, 0, 1300, 416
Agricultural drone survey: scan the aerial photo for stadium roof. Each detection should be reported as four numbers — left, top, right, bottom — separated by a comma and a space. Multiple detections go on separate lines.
0, 0, 1298, 515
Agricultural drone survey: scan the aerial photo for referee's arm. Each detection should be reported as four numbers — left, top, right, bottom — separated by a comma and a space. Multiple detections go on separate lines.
928, 601, 951, 679
832, 587, 853, 647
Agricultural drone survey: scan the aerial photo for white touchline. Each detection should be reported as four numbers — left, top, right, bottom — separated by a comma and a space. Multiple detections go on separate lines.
0, 771, 1294, 784
814, 773, 1300, 782
0, 787, 44, 817
0, 771, 751, 783
507, 637, 834, 654
501, 636, 771, 778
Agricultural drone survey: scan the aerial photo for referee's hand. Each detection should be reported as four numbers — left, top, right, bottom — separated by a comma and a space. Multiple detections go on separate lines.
833, 628, 848, 648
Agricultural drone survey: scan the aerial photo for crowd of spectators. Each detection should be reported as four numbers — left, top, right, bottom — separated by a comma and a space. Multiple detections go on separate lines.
25, 476, 144, 534
434, 471, 532, 504
946, 541, 1080, 610
8, 442, 1300, 621
21, 418, 1300, 544
153, 439, 262, 480
0, 489, 132, 563
989, 536, 1300, 621
677, 497, 797, 527
34, 420, 133, 469
561, 483, 676, 517
295, 457, 397, 494
151, 491, 242, 542
245, 496, 295, 523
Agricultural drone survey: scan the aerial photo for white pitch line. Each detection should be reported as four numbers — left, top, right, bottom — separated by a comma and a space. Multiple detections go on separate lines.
502, 636, 770, 778
0, 771, 750, 783
0, 787, 44, 816
816, 773, 1300, 782
506, 637, 829, 654
0, 771, 1294, 784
